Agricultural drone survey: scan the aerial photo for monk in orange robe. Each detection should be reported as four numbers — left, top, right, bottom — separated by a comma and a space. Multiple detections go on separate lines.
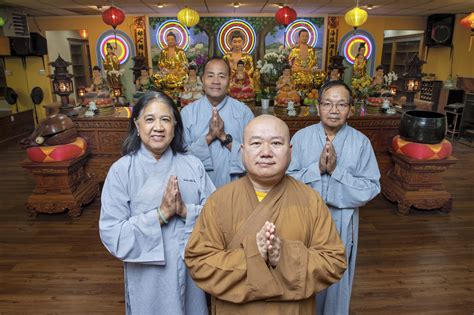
185, 115, 347, 314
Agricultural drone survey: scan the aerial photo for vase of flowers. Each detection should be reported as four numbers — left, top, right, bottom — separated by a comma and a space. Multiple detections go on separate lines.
257, 87, 276, 109
257, 45, 291, 86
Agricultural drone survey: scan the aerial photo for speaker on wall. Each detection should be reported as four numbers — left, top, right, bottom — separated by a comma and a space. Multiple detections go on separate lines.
9, 37, 30, 56
30, 33, 48, 56
425, 14, 455, 47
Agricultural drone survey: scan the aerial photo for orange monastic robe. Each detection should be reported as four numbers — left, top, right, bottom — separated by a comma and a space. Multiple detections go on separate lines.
185, 175, 347, 314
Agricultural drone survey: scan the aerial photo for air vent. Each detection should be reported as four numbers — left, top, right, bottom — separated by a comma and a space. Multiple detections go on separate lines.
0, 10, 30, 38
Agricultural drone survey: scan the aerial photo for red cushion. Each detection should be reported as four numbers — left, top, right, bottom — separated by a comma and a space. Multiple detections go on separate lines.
26, 137, 87, 162
392, 135, 452, 160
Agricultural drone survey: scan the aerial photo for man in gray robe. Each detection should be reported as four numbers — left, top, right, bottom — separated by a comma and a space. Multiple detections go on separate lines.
288, 80, 381, 315
181, 57, 254, 188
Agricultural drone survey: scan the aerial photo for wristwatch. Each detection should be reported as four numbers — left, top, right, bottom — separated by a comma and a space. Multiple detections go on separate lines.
222, 133, 233, 146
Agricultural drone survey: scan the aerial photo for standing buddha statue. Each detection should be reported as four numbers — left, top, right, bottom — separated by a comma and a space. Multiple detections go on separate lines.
103, 43, 121, 89
353, 42, 368, 79
223, 31, 254, 84
288, 29, 317, 96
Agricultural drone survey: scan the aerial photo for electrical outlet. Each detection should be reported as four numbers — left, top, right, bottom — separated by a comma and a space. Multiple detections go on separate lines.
39, 69, 46, 75
10, 115, 15, 122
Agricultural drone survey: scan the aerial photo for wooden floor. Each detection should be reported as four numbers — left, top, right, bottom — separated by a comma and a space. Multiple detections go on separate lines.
0, 138, 473, 314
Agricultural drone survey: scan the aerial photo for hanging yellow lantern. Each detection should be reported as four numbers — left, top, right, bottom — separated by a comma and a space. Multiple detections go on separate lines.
177, 7, 200, 28
344, 6, 368, 30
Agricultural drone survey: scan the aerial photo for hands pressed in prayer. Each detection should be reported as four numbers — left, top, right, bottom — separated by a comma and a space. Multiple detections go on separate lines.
256, 223, 268, 261
256, 221, 282, 267
326, 141, 337, 175
160, 176, 186, 224
175, 186, 187, 219
319, 139, 337, 175
206, 108, 226, 144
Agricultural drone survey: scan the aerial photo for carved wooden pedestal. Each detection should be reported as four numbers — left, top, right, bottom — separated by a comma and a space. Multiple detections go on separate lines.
20, 154, 100, 218
382, 150, 456, 215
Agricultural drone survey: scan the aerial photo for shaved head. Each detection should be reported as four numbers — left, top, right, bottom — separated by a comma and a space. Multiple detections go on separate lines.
243, 115, 290, 145
242, 115, 292, 190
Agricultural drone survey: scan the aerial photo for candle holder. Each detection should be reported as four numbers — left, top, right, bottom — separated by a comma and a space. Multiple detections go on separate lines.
49, 55, 77, 116
399, 55, 424, 111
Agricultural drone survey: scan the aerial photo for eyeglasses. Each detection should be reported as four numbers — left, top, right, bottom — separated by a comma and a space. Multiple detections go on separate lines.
319, 102, 350, 111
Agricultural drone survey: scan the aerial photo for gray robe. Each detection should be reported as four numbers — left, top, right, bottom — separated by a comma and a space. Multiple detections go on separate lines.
99, 144, 215, 314
180, 95, 254, 188
288, 123, 380, 315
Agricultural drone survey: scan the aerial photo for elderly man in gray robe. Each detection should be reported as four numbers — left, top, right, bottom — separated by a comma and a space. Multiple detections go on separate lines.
288, 80, 380, 315
181, 57, 254, 188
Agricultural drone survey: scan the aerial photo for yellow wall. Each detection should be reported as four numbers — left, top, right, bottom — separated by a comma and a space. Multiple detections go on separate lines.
423, 14, 474, 81
4, 56, 53, 121
28, 16, 136, 71
338, 16, 427, 68
338, 14, 474, 81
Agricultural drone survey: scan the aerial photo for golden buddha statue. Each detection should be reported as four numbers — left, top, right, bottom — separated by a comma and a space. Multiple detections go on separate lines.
228, 60, 255, 102
153, 32, 188, 96
223, 31, 254, 83
103, 43, 121, 88
288, 29, 317, 95
275, 65, 301, 107
353, 42, 368, 79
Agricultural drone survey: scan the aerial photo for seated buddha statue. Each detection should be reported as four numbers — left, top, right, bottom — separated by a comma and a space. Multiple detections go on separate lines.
180, 65, 204, 106
153, 32, 188, 97
228, 60, 255, 102
223, 31, 254, 83
87, 66, 108, 93
288, 29, 317, 96
135, 66, 153, 93
370, 65, 387, 92
275, 65, 301, 107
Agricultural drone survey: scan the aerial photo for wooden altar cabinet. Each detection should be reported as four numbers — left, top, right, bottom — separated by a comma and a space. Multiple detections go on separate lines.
73, 107, 401, 183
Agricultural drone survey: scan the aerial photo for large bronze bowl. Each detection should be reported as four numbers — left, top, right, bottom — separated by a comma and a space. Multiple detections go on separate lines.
399, 110, 446, 144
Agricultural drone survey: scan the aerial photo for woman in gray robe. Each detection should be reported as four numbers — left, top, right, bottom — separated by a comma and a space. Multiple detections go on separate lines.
99, 91, 215, 314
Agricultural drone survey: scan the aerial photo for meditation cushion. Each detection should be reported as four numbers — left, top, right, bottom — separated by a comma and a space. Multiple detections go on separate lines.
391, 135, 452, 160
26, 137, 87, 163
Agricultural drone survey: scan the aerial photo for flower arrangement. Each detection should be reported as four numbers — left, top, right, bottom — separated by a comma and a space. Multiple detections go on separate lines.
256, 45, 291, 83
351, 76, 372, 99
186, 43, 208, 75
384, 71, 398, 86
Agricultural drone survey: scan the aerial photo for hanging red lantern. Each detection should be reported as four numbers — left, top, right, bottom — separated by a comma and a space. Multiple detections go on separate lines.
102, 6, 126, 30
275, 6, 297, 27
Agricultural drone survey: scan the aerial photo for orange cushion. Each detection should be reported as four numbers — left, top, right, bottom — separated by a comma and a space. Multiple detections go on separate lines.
392, 135, 452, 160
26, 137, 87, 162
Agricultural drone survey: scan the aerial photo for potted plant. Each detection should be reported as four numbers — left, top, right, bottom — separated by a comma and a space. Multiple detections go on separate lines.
257, 87, 275, 109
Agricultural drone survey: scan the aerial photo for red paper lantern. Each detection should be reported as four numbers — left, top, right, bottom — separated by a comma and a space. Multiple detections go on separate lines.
275, 6, 297, 27
102, 6, 125, 29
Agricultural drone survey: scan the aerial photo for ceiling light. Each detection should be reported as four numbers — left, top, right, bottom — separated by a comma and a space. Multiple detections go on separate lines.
277, 3, 285, 9
367, 4, 374, 10
233, 2, 241, 8
156, 3, 164, 8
